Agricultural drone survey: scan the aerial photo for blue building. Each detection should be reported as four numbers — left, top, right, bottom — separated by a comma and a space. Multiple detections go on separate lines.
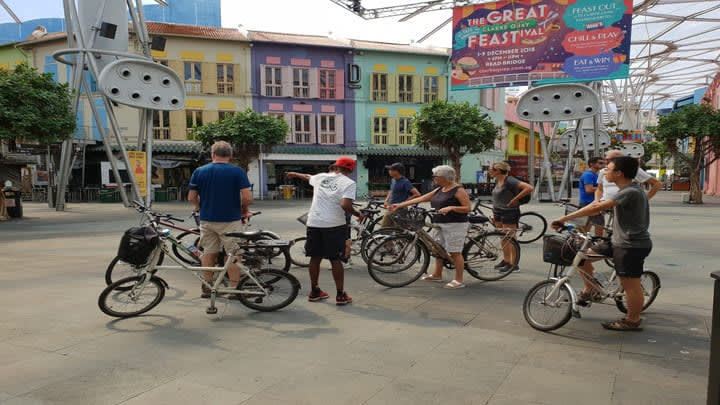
0, 0, 220, 45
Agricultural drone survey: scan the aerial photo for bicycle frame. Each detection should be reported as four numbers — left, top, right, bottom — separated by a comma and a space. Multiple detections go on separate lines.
138, 234, 271, 311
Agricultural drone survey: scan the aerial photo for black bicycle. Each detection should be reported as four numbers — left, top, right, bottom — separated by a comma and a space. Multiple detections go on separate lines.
470, 196, 547, 244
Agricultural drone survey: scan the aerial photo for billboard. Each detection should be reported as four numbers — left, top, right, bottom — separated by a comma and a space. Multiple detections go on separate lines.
451, 0, 632, 90
127, 151, 147, 197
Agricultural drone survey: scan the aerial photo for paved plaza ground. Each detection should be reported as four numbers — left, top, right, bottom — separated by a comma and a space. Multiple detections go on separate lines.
0, 191, 717, 404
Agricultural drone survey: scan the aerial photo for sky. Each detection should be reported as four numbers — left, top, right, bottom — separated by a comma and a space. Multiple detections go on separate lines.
0, 0, 454, 47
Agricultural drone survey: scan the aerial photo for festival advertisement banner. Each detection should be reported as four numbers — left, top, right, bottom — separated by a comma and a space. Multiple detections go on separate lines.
451, 0, 632, 90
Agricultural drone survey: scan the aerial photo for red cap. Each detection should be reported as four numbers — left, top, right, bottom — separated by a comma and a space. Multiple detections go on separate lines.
332, 157, 356, 172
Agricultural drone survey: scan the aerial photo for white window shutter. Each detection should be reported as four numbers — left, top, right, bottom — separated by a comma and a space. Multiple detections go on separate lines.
284, 113, 294, 143
309, 68, 319, 98
335, 114, 344, 145
281, 66, 293, 97
309, 113, 317, 143
259, 64, 266, 96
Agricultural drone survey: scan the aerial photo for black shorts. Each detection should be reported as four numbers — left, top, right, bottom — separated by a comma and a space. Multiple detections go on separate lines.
306, 225, 347, 261
493, 208, 520, 225
590, 241, 651, 278
579, 202, 604, 225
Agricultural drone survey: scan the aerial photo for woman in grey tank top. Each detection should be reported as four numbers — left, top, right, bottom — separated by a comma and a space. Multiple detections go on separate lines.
389, 165, 472, 289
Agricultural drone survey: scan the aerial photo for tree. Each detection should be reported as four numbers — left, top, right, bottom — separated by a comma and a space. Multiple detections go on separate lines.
412, 100, 500, 176
0, 63, 76, 144
191, 109, 289, 170
640, 140, 668, 169
653, 103, 720, 204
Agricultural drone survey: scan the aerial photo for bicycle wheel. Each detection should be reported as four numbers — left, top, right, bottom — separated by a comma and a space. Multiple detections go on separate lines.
289, 237, 310, 267
523, 279, 573, 331
235, 269, 300, 312
360, 227, 405, 264
105, 253, 164, 289
614, 271, 661, 314
367, 234, 429, 288
98, 275, 165, 318
173, 231, 201, 265
243, 240, 291, 273
463, 232, 520, 281
516, 212, 547, 244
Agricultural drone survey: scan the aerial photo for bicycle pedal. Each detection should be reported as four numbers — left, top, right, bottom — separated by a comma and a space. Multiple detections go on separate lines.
571, 310, 582, 319
577, 300, 591, 307
206, 306, 218, 314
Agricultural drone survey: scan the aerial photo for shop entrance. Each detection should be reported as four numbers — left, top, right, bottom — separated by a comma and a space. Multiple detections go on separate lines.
365, 156, 442, 196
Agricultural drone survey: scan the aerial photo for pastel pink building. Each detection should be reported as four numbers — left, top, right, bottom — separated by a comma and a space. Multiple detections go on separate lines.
703, 71, 720, 196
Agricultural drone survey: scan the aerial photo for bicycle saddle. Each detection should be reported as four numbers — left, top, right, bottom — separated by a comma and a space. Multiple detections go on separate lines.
225, 230, 263, 240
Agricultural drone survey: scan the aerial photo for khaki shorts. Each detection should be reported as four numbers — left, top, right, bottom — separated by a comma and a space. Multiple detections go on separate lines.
199, 220, 244, 254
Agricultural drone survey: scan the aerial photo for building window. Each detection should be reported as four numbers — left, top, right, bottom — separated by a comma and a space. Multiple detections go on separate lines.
398, 74, 413, 103
372, 73, 388, 101
372, 117, 388, 144
398, 117, 413, 145
152, 110, 170, 140
219, 111, 235, 120
264, 66, 282, 97
293, 114, 313, 143
318, 115, 337, 144
268, 112, 285, 121
423, 76, 438, 103
184, 62, 201, 94
186, 110, 203, 136
217, 64, 234, 94
319, 70, 336, 99
293, 68, 310, 98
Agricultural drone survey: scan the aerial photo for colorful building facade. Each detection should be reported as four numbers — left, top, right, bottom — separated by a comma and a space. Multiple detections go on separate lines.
703, 71, 720, 196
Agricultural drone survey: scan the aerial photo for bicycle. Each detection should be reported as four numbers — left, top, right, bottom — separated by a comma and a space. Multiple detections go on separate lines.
98, 207, 300, 318
470, 196, 547, 244
288, 198, 385, 267
522, 224, 660, 331
365, 206, 521, 287
105, 202, 290, 287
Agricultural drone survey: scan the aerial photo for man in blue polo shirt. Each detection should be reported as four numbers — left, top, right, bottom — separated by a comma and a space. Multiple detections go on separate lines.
578, 156, 604, 235
188, 141, 252, 297
381, 162, 420, 227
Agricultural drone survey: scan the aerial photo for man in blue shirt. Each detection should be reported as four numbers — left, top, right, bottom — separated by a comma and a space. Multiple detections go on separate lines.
578, 156, 605, 235
188, 141, 252, 297
381, 163, 420, 227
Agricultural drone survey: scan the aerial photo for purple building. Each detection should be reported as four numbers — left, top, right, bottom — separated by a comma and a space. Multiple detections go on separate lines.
249, 31, 356, 197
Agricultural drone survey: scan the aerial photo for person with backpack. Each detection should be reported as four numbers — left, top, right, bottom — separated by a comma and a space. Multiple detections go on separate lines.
489, 161, 534, 272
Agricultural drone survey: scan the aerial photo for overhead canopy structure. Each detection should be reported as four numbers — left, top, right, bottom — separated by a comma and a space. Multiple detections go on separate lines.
331, 0, 720, 111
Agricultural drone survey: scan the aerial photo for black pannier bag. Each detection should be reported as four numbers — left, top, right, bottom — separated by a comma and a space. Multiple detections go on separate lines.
117, 226, 160, 265
542, 234, 579, 266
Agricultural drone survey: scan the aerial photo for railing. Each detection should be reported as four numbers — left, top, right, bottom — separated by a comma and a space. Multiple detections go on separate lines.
153, 127, 170, 140
217, 82, 234, 95
709, 271, 720, 404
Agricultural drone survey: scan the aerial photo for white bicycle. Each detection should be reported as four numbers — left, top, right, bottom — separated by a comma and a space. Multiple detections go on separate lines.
522, 225, 660, 331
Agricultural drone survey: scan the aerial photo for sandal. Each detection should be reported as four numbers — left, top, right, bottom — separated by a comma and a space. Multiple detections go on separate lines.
577, 290, 602, 303
443, 280, 465, 289
421, 274, 443, 282
601, 318, 643, 331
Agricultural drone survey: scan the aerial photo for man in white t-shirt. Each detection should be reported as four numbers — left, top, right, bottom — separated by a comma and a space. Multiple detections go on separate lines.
285, 157, 362, 306
595, 150, 661, 202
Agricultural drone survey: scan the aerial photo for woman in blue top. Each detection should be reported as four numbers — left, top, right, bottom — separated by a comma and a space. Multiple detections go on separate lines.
390, 165, 472, 289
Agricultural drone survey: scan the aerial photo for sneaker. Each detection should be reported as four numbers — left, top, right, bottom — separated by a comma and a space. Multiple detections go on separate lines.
494, 260, 509, 270
336, 291, 353, 306
309, 288, 329, 302
497, 264, 513, 273
508, 265, 520, 272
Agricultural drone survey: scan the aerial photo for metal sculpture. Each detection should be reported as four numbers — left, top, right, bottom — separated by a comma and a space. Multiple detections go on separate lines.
52, 0, 184, 210
516, 83, 603, 202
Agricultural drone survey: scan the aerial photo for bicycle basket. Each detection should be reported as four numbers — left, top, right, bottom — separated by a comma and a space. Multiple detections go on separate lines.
542, 234, 579, 266
390, 207, 426, 231
117, 226, 159, 265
